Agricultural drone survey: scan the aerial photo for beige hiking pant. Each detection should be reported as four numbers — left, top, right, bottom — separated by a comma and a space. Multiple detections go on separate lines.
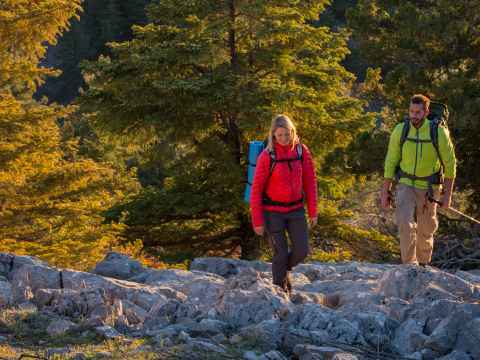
395, 184, 439, 265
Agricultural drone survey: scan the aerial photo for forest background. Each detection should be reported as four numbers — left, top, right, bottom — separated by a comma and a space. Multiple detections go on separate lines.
1, 0, 479, 271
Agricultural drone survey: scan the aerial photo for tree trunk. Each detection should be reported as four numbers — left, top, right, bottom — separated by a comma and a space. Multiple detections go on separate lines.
239, 210, 262, 260
228, 0, 238, 71
228, 0, 261, 260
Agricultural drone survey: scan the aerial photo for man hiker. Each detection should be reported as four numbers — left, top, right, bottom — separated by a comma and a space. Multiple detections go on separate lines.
380, 94, 457, 266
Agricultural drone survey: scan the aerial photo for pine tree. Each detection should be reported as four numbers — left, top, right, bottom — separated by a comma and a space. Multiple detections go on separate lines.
0, 1, 140, 270
81, 0, 373, 259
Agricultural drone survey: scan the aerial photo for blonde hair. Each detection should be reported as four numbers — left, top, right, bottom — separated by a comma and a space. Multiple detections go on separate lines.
266, 114, 299, 152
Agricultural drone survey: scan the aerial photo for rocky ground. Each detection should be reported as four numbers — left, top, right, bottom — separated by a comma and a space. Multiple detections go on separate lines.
0, 252, 479, 359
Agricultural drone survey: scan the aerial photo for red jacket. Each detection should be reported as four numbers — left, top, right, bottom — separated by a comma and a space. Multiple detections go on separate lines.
250, 142, 318, 227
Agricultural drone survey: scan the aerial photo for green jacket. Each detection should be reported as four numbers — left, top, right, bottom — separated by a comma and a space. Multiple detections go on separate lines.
384, 118, 456, 189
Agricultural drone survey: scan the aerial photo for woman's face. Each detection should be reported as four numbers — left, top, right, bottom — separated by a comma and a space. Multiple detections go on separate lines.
274, 127, 292, 146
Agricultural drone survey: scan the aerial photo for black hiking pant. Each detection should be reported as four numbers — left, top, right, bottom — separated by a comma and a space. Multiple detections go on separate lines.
264, 208, 309, 288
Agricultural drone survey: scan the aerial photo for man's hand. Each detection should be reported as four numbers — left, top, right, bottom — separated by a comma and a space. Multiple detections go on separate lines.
440, 178, 455, 210
309, 217, 318, 227
440, 193, 452, 209
380, 179, 393, 209
381, 190, 392, 209
254, 226, 264, 236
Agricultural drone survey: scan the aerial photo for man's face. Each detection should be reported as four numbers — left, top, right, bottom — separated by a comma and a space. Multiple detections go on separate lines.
409, 103, 428, 126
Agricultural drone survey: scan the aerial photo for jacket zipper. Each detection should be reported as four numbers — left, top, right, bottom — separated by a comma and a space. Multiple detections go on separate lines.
288, 160, 295, 200
413, 128, 419, 186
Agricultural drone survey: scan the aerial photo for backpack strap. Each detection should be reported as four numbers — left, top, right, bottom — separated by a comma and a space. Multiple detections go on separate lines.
296, 143, 303, 160
395, 119, 410, 181
267, 143, 302, 172
268, 148, 276, 175
262, 143, 304, 206
262, 194, 304, 207
400, 118, 410, 149
261, 148, 276, 188
395, 119, 446, 186
429, 119, 445, 171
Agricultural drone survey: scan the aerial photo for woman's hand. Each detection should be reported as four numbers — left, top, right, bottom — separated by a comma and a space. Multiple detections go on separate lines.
254, 226, 265, 236
309, 217, 318, 227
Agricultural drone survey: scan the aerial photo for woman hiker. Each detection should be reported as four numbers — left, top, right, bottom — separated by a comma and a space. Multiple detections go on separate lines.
249, 114, 318, 296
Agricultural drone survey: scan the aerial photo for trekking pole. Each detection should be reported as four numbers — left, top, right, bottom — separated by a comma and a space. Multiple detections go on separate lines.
428, 197, 480, 225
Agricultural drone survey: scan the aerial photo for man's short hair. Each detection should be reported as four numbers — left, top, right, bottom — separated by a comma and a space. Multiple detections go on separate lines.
410, 94, 430, 111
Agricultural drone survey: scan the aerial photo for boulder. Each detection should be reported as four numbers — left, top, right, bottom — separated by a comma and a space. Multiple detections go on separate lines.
92, 252, 145, 280
46, 319, 78, 336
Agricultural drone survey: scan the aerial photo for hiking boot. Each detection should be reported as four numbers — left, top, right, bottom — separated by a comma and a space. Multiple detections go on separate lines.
420, 263, 438, 270
419, 263, 433, 268
280, 272, 292, 298
285, 271, 292, 294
